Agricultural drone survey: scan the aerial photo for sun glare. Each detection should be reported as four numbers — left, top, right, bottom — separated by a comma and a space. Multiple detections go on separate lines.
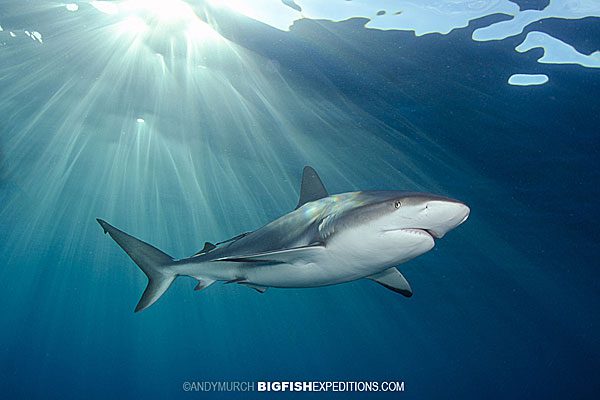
120, 0, 197, 24
91, 0, 223, 43
90, 0, 204, 23
117, 15, 148, 35
138, 0, 195, 23
91, 1, 119, 15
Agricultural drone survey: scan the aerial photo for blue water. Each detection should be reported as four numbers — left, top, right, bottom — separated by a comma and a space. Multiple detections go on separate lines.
1, 1, 599, 399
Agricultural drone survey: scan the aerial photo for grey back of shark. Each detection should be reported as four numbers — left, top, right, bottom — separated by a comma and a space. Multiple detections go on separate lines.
97, 166, 470, 312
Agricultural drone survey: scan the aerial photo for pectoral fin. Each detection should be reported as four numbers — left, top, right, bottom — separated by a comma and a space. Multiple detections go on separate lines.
367, 267, 413, 297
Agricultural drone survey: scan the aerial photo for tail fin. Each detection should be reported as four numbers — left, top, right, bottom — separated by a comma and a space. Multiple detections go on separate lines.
97, 219, 176, 312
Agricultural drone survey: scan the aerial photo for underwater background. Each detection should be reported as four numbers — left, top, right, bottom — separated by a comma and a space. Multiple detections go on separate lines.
0, 1, 598, 399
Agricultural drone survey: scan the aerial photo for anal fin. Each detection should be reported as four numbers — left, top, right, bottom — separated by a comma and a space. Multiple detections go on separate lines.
367, 267, 413, 297
194, 278, 216, 291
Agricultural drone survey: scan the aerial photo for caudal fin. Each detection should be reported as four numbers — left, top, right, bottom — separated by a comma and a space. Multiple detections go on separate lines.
97, 219, 176, 312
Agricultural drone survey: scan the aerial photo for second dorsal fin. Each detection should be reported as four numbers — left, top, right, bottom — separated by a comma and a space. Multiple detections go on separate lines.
295, 166, 328, 209
194, 242, 216, 256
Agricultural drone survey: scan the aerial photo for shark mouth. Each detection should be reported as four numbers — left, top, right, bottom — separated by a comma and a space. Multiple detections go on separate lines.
423, 229, 443, 239
393, 228, 439, 239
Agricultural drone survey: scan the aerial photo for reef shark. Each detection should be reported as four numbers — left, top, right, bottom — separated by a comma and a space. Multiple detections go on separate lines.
97, 166, 470, 312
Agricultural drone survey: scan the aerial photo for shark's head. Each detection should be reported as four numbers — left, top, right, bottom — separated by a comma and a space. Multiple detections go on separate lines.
326, 191, 470, 268
365, 191, 470, 239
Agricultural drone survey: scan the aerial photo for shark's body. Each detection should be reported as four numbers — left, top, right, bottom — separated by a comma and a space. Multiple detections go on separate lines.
98, 167, 470, 312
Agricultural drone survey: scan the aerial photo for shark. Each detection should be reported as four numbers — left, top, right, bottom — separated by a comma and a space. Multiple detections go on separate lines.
97, 166, 470, 312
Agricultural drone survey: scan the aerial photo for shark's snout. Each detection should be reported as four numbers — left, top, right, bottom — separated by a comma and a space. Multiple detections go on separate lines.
424, 200, 470, 238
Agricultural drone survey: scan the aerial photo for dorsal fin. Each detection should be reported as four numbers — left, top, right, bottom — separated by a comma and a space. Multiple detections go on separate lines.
194, 241, 216, 256
295, 166, 328, 209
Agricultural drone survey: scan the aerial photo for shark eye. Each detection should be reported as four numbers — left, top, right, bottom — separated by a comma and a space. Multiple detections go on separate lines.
394, 200, 402, 209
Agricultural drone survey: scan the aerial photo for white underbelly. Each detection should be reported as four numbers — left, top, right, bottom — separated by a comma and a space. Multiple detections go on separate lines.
237, 239, 432, 288
242, 258, 380, 287
186, 229, 435, 288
